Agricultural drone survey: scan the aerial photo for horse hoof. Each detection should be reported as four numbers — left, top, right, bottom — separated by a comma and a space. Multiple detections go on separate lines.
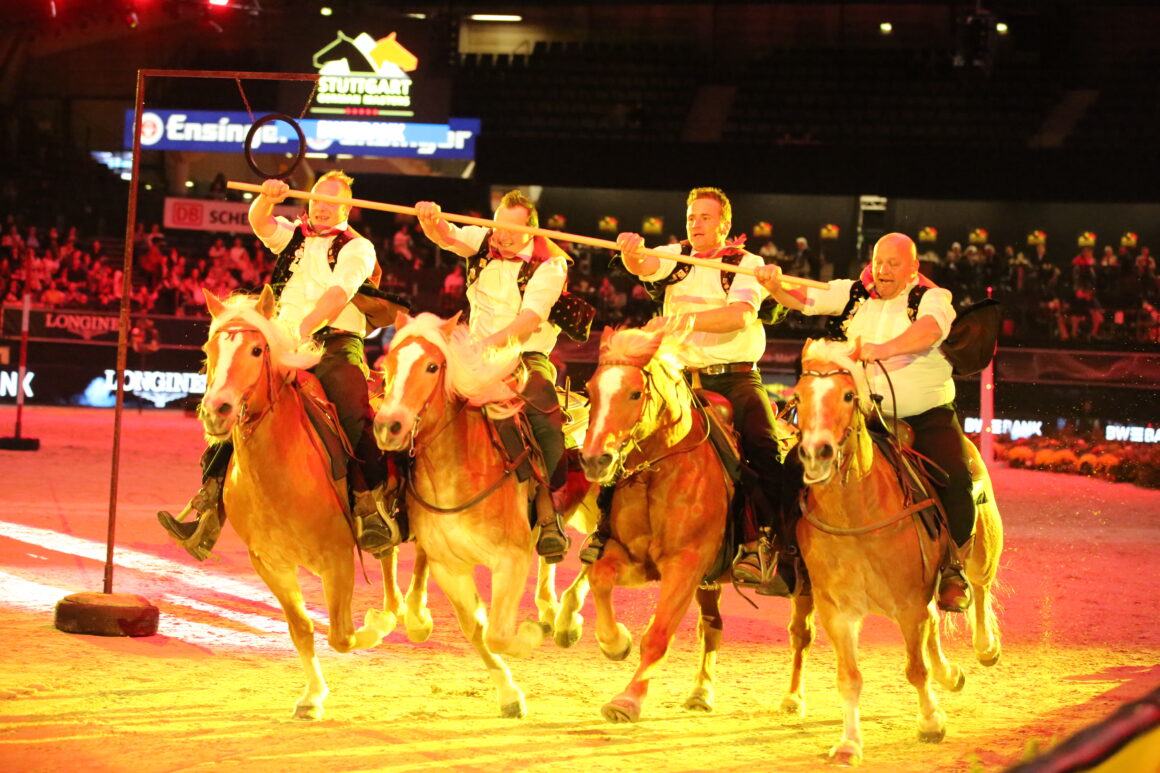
979, 643, 1002, 667
500, 700, 527, 719
951, 670, 966, 693
918, 727, 946, 744
683, 687, 714, 713
828, 743, 862, 766
601, 698, 640, 723
780, 695, 806, 717
293, 704, 323, 721
554, 626, 581, 649
365, 609, 397, 638
405, 611, 434, 643
600, 623, 632, 661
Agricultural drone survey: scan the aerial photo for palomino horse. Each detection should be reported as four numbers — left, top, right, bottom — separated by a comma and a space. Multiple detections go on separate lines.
786, 338, 1002, 764
198, 287, 405, 720
373, 311, 595, 718
578, 324, 734, 723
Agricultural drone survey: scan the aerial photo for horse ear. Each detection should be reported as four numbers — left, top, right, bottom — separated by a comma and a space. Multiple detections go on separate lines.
204, 288, 225, 319
395, 309, 411, 330
849, 336, 863, 362
256, 285, 276, 319
597, 326, 615, 357
441, 311, 462, 335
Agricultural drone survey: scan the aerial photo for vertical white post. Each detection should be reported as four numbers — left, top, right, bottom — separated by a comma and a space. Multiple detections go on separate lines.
979, 286, 995, 464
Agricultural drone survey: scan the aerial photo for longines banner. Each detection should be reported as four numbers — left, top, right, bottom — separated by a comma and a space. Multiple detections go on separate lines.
124, 110, 479, 160
1, 306, 207, 349
163, 198, 299, 234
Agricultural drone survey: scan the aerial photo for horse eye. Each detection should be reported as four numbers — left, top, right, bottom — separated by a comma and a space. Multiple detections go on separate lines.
630, 391, 642, 400
426, 362, 440, 373
844, 391, 855, 402
251, 346, 263, 357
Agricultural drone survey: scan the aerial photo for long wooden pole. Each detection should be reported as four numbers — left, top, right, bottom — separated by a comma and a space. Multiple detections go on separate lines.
227, 180, 829, 290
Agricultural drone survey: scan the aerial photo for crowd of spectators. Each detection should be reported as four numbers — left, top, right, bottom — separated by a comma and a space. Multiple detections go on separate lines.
3, 214, 1159, 347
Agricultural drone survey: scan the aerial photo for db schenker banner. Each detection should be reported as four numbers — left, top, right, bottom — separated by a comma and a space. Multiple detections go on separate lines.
164, 198, 300, 234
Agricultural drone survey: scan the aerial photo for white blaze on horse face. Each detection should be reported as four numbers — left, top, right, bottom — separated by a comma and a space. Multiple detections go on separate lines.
206, 332, 247, 405
802, 376, 838, 450
383, 343, 426, 418
587, 367, 627, 456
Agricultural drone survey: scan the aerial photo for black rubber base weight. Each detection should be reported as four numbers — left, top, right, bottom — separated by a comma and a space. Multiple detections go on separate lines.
54, 592, 159, 637
0, 436, 39, 450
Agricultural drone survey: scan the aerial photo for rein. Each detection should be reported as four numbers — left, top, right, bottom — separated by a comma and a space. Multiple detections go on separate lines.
598, 359, 712, 482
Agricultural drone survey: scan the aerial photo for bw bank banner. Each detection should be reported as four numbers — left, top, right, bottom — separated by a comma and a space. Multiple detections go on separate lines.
124, 110, 479, 159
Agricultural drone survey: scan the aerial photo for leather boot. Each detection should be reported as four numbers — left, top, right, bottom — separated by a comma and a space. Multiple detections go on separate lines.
578, 531, 605, 565
157, 477, 224, 561
355, 485, 403, 558
534, 487, 570, 563
732, 536, 792, 597
937, 564, 971, 612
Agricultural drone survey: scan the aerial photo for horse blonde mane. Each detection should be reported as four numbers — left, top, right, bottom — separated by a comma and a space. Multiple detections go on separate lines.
801, 338, 872, 410
208, 294, 323, 372
391, 312, 523, 414
599, 316, 694, 384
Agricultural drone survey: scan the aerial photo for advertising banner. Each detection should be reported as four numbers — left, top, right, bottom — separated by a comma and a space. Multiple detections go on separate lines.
125, 110, 479, 160
163, 198, 299, 234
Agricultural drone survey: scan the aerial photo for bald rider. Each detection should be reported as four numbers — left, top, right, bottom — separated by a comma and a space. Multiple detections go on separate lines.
756, 232, 974, 612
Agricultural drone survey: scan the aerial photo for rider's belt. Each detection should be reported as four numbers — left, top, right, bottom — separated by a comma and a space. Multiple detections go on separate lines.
314, 326, 363, 340
689, 361, 756, 376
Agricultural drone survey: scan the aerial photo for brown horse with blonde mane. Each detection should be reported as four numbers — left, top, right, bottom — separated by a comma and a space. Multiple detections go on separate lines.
578, 323, 735, 723
785, 338, 1002, 764
198, 287, 405, 720
373, 311, 596, 718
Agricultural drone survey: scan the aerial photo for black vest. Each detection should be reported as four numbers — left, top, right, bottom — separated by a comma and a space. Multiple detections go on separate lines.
268, 225, 354, 299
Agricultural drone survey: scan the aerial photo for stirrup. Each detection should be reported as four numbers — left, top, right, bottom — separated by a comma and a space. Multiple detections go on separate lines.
157, 506, 221, 562
578, 532, 606, 565
732, 542, 792, 597
937, 565, 971, 613
536, 513, 571, 564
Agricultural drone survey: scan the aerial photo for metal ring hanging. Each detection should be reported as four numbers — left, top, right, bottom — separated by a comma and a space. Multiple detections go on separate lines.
243, 113, 307, 180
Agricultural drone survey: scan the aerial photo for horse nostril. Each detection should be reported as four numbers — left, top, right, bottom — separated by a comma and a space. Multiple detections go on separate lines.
216, 402, 232, 416
818, 443, 834, 461
597, 453, 612, 468
388, 421, 402, 435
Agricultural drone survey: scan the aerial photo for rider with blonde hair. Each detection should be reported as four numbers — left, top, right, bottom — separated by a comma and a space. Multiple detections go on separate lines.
615, 186, 795, 596
159, 171, 397, 559
756, 232, 973, 611
364, 189, 572, 562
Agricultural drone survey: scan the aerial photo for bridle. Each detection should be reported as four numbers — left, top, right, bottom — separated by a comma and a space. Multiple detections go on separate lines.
204, 325, 285, 441
592, 358, 710, 482
797, 366, 861, 480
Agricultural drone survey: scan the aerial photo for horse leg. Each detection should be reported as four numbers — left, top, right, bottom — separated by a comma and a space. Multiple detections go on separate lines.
924, 601, 965, 693
363, 546, 404, 638
602, 549, 703, 723
321, 554, 391, 652
403, 543, 434, 643
534, 556, 559, 637
249, 554, 328, 720
484, 548, 544, 659
819, 603, 864, 765
429, 561, 525, 718
900, 605, 948, 744
589, 542, 633, 663
967, 499, 1003, 666
684, 584, 723, 713
781, 593, 816, 717
554, 563, 590, 648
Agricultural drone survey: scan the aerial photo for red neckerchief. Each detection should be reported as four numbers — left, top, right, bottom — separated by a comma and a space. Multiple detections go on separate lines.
297, 216, 346, 239
859, 263, 936, 299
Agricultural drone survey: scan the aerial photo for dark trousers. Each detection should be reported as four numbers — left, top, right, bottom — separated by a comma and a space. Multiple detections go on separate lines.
906, 404, 974, 547
696, 369, 785, 538
201, 331, 383, 491
521, 352, 566, 491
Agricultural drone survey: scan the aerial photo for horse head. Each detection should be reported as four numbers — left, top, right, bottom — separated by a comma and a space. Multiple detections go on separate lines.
794, 338, 872, 485
200, 286, 314, 441
374, 311, 459, 452
580, 326, 667, 484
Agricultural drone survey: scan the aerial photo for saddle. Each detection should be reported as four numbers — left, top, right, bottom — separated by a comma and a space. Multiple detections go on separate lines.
294, 372, 362, 521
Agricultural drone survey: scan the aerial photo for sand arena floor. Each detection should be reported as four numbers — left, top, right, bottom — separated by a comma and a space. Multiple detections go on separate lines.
0, 405, 1157, 772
